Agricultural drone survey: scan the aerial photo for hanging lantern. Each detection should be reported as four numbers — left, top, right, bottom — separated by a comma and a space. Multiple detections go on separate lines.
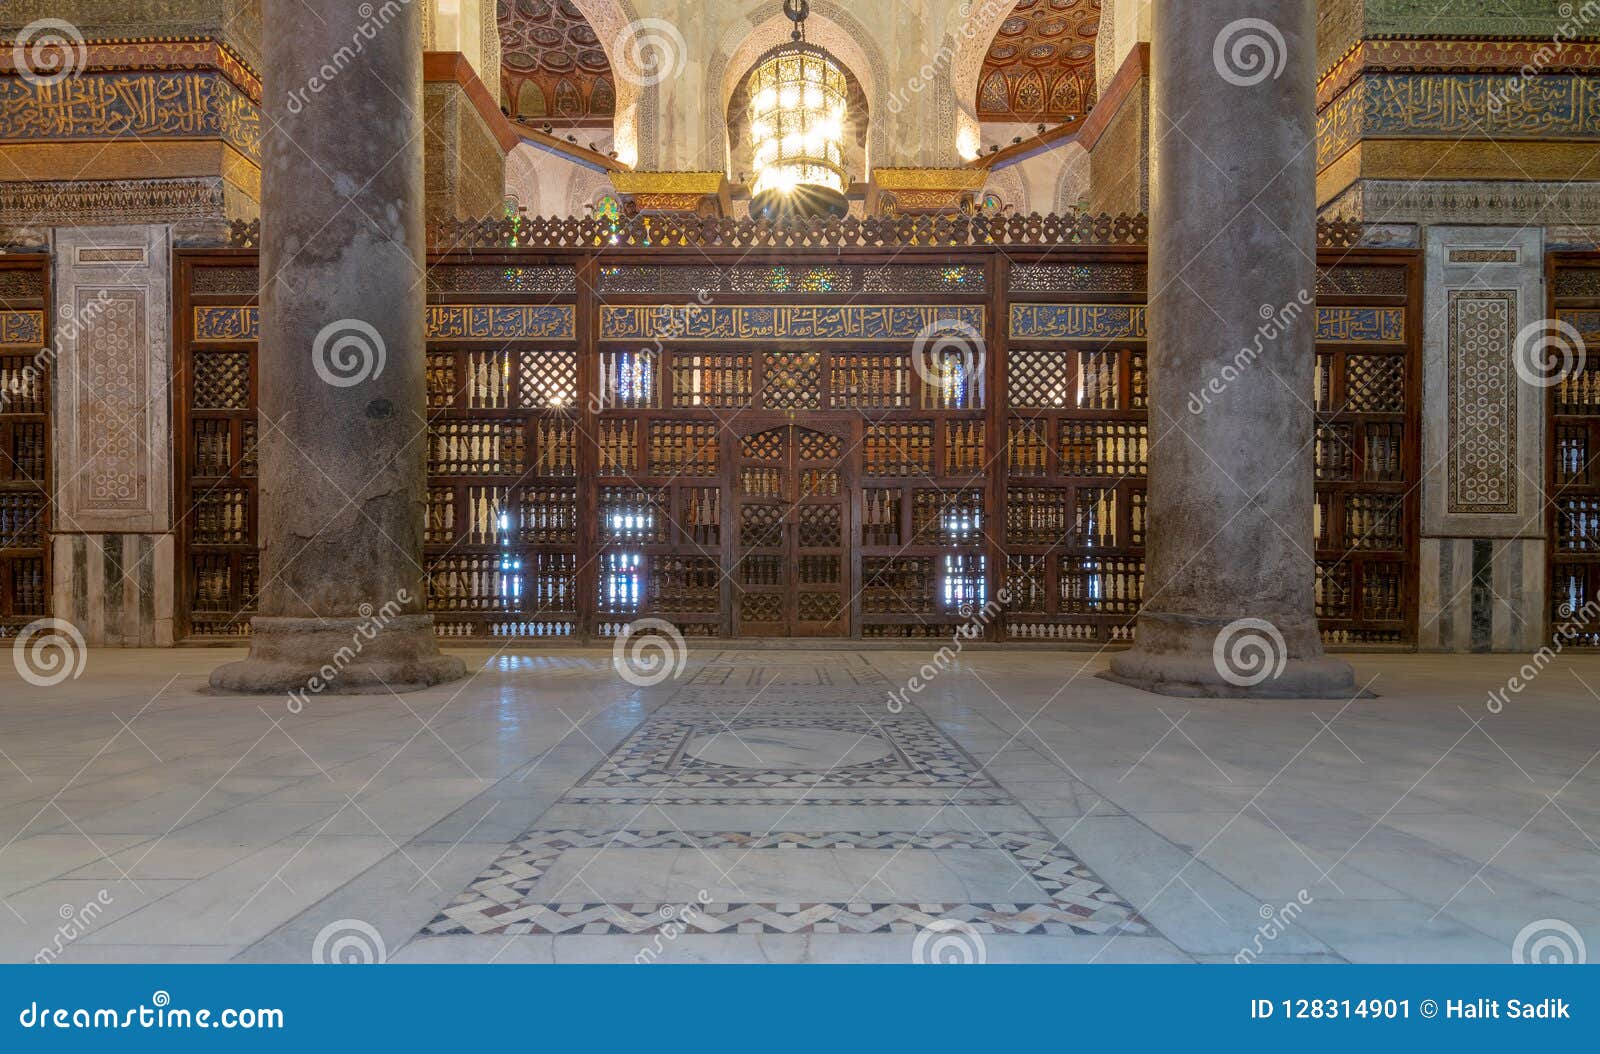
748, 0, 850, 221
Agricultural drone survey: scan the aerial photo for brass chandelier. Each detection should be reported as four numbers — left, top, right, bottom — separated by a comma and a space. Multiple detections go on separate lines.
748, 0, 850, 220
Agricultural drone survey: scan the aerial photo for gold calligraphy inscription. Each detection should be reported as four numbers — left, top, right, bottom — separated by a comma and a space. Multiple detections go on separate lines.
1319, 73, 1600, 169
0, 71, 261, 162
599, 305, 984, 341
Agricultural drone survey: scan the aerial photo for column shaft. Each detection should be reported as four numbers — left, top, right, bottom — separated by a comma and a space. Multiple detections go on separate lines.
211, 0, 463, 694
1107, 0, 1356, 698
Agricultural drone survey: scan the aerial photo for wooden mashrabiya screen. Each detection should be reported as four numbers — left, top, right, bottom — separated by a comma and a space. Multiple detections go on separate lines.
1549, 252, 1600, 646
0, 255, 50, 637
172, 215, 1416, 646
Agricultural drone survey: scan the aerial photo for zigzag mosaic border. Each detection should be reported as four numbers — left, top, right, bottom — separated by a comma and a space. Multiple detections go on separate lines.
423, 830, 1148, 937
559, 795, 1019, 806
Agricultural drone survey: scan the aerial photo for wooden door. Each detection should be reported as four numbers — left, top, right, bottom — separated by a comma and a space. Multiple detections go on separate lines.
732, 421, 851, 636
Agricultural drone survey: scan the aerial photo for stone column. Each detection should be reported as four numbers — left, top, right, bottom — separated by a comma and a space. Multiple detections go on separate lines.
1107, 1, 1356, 698
211, 0, 464, 694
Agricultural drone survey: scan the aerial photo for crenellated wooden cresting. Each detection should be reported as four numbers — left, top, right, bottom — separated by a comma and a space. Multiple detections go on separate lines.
179, 214, 1417, 645
225, 213, 1370, 252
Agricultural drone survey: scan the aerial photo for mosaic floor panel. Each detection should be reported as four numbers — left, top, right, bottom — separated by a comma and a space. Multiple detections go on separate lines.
423, 661, 1149, 943
423, 831, 1145, 936
580, 700, 994, 790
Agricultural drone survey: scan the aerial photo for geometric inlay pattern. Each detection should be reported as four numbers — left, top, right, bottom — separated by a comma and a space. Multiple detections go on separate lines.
1446, 289, 1517, 514
422, 830, 1148, 937
1344, 353, 1405, 412
578, 699, 995, 789
192, 350, 250, 409
419, 658, 1151, 951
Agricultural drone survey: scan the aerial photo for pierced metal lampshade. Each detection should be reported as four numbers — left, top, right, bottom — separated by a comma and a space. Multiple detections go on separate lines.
748, 0, 849, 221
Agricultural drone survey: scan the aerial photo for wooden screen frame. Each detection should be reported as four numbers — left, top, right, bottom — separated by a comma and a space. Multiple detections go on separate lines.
1546, 250, 1600, 646
0, 253, 52, 636
171, 242, 1422, 647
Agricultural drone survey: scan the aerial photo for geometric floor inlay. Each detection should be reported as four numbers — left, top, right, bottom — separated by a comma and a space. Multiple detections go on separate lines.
422, 660, 1150, 944
580, 699, 996, 790
559, 795, 1019, 806
422, 830, 1148, 936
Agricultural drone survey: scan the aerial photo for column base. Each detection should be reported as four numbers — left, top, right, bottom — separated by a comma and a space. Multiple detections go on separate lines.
209, 614, 466, 695
1103, 611, 1365, 700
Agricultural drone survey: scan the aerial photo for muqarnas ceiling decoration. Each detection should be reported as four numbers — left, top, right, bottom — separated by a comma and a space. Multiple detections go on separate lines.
977, 0, 1100, 123
498, 0, 615, 124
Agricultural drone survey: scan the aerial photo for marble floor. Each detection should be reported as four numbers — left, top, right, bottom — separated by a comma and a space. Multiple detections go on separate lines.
2, 645, 1598, 963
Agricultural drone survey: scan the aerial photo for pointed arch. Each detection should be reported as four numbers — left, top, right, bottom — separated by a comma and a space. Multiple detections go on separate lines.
979, 70, 1009, 112
948, 0, 1023, 157
560, 0, 660, 166
517, 80, 548, 119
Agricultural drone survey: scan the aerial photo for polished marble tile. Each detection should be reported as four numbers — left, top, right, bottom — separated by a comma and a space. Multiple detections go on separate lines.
2, 647, 1596, 963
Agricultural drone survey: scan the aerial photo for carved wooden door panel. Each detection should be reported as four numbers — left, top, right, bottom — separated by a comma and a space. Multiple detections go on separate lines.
790, 424, 850, 636
732, 421, 851, 637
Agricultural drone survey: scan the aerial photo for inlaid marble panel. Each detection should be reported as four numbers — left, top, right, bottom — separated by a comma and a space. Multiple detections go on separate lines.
424, 659, 1146, 940
1422, 226, 1544, 536
424, 830, 1146, 937
1446, 289, 1517, 515
52, 225, 171, 534
579, 696, 994, 790
1419, 227, 1546, 653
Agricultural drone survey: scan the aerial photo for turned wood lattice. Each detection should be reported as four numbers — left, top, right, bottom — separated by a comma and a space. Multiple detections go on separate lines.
174, 240, 1418, 645
0, 257, 49, 637
1550, 254, 1600, 645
